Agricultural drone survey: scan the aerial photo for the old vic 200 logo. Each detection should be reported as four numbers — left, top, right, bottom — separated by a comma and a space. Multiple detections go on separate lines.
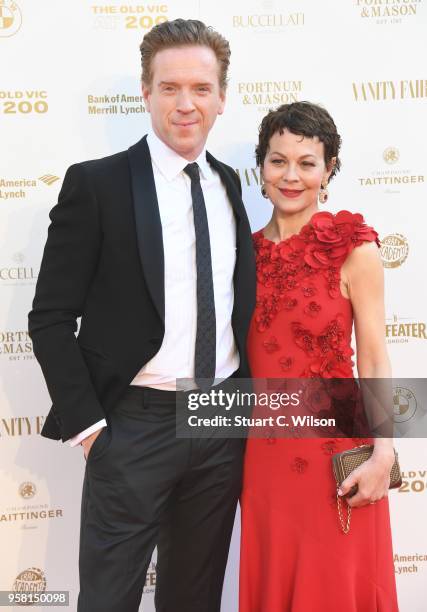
1, 90, 48, 114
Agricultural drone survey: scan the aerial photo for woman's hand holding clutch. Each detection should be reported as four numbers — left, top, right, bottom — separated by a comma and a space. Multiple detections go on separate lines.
338, 452, 395, 508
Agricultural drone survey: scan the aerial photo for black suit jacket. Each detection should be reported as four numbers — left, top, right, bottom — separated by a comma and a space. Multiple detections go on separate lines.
28, 136, 256, 442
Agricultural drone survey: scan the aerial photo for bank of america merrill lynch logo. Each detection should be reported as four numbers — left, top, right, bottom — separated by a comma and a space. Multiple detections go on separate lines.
0, 1, 22, 37
38, 174, 60, 186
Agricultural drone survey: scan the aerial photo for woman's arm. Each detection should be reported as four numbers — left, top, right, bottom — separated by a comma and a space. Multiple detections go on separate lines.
338, 241, 395, 507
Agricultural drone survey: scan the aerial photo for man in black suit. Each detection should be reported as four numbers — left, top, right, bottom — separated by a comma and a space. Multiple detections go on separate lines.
29, 18, 255, 612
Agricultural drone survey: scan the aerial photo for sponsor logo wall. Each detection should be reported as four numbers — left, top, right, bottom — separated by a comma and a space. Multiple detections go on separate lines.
2, 0, 426, 610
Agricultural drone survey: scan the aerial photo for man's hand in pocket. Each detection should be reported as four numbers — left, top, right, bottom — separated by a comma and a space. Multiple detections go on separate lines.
82, 428, 104, 460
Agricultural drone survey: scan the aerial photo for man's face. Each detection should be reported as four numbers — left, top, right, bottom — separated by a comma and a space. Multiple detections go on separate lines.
142, 45, 226, 161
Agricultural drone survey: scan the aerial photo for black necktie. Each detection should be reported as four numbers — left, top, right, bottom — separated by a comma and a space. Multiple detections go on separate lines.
184, 162, 216, 390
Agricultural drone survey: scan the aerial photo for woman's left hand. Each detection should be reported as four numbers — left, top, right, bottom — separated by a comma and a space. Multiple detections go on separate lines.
338, 453, 394, 508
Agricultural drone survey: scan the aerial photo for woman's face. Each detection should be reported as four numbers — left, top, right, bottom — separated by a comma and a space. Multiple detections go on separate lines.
261, 129, 333, 214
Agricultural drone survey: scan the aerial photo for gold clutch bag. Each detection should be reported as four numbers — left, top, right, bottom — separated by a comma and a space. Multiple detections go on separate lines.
332, 444, 402, 534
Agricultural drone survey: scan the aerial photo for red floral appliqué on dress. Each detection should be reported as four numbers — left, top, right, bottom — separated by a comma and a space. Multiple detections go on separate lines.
252, 210, 379, 380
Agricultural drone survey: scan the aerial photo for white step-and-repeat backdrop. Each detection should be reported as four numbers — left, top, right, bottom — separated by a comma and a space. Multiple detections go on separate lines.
1, 1, 426, 610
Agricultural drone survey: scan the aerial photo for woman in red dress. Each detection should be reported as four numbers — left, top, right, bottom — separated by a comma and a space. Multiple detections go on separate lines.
239, 102, 399, 611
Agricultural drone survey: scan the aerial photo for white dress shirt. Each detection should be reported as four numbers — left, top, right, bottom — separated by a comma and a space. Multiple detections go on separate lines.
70, 131, 238, 446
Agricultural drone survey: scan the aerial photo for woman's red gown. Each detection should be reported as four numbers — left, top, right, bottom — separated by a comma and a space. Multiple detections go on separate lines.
239, 210, 399, 611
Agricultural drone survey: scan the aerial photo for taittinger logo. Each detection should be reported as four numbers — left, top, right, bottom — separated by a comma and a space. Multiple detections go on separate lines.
1, 481, 64, 528
383, 147, 399, 164
357, 147, 425, 192
19, 482, 36, 500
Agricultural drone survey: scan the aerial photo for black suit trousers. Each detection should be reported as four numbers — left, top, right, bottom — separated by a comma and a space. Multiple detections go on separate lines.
77, 386, 244, 612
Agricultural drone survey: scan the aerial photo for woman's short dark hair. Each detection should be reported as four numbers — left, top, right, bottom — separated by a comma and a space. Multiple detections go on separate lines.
256, 101, 342, 181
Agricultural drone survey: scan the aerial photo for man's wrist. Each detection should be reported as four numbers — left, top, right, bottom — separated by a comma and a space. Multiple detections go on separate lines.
69, 419, 107, 447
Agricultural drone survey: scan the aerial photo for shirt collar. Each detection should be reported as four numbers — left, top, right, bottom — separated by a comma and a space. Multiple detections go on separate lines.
147, 131, 211, 182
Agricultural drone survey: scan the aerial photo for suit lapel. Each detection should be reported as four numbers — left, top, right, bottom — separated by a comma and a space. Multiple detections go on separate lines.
128, 136, 165, 324
206, 153, 256, 353
206, 152, 244, 224
206, 151, 255, 276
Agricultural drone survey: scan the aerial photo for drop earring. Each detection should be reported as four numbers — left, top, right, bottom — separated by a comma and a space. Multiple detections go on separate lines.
319, 183, 329, 204
261, 184, 269, 199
